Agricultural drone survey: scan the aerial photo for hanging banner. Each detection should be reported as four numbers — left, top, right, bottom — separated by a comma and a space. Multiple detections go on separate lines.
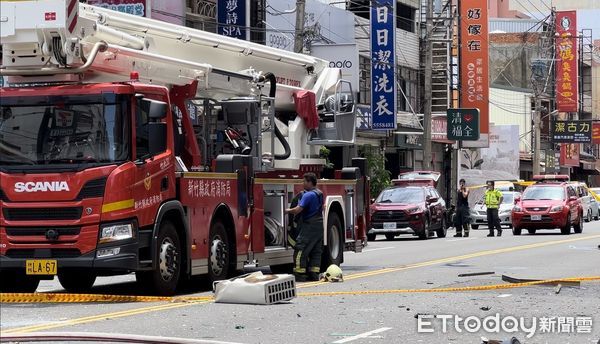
560, 143, 580, 167
217, 0, 247, 39
370, 0, 396, 130
555, 11, 578, 113
459, 0, 489, 148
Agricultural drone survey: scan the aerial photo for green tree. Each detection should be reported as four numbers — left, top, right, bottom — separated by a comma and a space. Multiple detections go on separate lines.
359, 145, 391, 197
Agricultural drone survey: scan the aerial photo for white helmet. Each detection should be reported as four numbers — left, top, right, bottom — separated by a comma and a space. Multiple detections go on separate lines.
321, 264, 343, 282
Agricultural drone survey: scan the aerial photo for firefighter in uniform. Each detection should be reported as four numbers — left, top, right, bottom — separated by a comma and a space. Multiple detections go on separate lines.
285, 173, 324, 282
484, 180, 504, 237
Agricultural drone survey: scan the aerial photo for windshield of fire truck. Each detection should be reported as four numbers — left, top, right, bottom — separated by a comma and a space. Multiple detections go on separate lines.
0, 94, 130, 168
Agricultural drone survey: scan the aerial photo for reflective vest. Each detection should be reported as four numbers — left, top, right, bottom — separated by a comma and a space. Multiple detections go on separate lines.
485, 189, 503, 209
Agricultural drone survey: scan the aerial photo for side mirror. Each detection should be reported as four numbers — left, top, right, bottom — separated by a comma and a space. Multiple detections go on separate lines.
148, 122, 167, 156
370, 198, 376, 204
141, 98, 168, 119
427, 197, 439, 204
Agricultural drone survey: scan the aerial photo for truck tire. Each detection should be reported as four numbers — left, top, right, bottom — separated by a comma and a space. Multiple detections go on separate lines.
512, 227, 522, 235
367, 233, 377, 241
208, 220, 232, 282
321, 212, 343, 271
137, 221, 181, 296
527, 229, 536, 235
471, 225, 479, 229
58, 271, 96, 293
385, 234, 396, 241
0, 271, 40, 293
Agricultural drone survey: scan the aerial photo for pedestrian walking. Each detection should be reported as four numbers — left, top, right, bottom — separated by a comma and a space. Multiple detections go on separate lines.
285, 173, 324, 281
454, 179, 471, 237
484, 180, 503, 237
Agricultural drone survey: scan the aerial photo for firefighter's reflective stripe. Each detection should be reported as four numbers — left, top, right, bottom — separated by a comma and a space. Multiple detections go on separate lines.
294, 251, 305, 273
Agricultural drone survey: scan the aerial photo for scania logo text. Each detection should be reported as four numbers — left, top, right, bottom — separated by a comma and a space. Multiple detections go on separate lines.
14, 181, 70, 193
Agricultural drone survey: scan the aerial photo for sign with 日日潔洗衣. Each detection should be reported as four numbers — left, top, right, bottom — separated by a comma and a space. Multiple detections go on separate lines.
370, 0, 396, 130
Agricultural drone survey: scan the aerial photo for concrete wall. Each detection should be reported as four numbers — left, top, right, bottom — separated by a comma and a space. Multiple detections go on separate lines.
489, 33, 541, 90
489, 87, 532, 153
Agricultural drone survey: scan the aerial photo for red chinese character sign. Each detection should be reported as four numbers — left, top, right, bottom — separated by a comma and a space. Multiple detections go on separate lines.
555, 11, 578, 113
459, 0, 489, 148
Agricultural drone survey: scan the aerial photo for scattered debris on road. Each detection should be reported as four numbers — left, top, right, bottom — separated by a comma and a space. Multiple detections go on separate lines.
213, 271, 296, 305
458, 271, 495, 277
480, 306, 491, 311
554, 284, 562, 294
482, 336, 521, 344
501, 275, 580, 287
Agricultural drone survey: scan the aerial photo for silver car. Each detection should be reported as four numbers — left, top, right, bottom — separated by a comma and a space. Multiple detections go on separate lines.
470, 191, 520, 229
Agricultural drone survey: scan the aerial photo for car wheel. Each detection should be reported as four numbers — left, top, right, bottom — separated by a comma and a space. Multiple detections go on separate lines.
385, 234, 396, 241
595, 211, 599, 221
367, 233, 377, 241
512, 227, 522, 236
527, 229, 536, 235
585, 210, 592, 223
560, 214, 571, 235
418, 218, 430, 240
436, 217, 447, 238
574, 213, 584, 234
471, 224, 479, 230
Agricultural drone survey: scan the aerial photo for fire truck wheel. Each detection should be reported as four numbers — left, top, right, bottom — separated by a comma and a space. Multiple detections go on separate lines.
209, 221, 231, 282
58, 271, 96, 293
0, 271, 40, 293
137, 221, 181, 296
321, 212, 343, 271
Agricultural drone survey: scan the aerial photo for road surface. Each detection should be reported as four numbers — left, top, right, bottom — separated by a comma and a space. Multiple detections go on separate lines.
2, 224, 600, 343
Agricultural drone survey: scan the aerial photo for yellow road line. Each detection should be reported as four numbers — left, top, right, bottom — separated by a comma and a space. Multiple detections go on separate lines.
1, 300, 212, 334
0, 293, 213, 304
298, 233, 600, 288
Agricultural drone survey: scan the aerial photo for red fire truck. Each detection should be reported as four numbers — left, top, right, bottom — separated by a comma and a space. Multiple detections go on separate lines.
0, 0, 369, 295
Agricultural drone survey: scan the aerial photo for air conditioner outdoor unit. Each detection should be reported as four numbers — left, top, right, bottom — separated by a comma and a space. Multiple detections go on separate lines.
213, 271, 296, 305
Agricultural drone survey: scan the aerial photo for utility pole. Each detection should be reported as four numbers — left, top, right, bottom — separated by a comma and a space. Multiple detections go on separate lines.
294, 0, 306, 53
533, 97, 542, 175
423, 0, 433, 169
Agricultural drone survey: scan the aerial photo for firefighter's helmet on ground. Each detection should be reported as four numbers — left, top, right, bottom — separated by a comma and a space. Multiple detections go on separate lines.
321, 264, 343, 282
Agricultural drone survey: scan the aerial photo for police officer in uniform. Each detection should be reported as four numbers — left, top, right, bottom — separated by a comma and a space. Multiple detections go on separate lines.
484, 181, 504, 237
454, 179, 471, 237
285, 173, 324, 281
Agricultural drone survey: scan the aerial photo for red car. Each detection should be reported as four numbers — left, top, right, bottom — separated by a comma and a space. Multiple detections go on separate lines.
512, 175, 584, 235
368, 181, 447, 241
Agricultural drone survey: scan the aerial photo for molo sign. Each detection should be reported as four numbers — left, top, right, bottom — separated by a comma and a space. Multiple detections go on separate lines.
311, 44, 359, 93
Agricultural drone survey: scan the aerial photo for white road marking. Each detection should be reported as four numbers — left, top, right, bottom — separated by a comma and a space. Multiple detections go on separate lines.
362, 247, 395, 253
497, 294, 512, 298
333, 327, 393, 343
447, 237, 477, 242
